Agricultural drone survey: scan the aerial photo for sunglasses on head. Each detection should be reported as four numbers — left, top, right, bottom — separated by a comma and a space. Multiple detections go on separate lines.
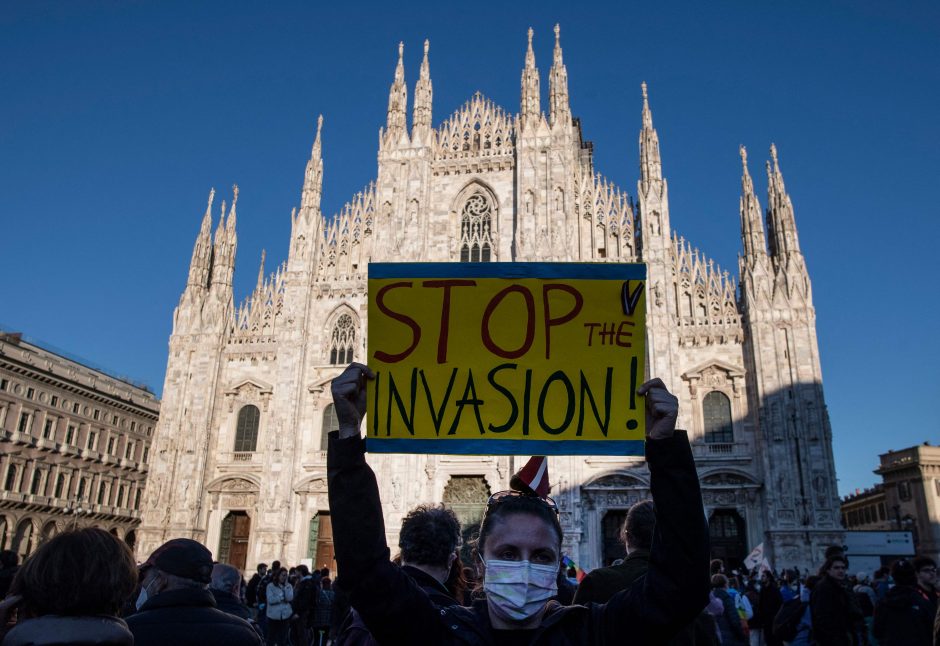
481, 489, 559, 525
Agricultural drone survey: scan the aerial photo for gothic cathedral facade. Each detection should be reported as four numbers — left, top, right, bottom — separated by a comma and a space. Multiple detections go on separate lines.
138, 28, 842, 573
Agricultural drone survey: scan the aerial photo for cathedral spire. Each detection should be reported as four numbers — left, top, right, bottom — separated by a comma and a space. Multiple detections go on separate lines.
412, 39, 433, 138
385, 41, 408, 142
739, 145, 767, 260
301, 115, 324, 213
549, 24, 570, 128
210, 188, 238, 289
255, 248, 266, 295
765, 144, 802, 261
187, 188, 215, 289
639, 82, 663, 194
520, 27, 541, 131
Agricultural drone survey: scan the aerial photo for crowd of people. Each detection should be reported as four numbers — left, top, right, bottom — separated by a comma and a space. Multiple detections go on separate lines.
0, 363, 937, 645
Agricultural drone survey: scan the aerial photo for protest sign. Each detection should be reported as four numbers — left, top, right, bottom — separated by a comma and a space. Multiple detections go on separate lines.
366, 262, 646, 455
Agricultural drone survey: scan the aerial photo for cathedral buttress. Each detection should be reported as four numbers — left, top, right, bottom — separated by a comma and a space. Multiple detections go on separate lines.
289, 116, 324, 272
739, 144, 841, 567
175, 188, 216, 334
635, 83, 680, 392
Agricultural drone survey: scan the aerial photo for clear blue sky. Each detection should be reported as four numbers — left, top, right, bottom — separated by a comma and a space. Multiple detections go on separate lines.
2, 1, 938, 497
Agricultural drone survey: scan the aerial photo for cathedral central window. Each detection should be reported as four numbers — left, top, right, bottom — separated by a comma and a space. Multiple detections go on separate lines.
329, 314, 356, 365
459, 192, 493, 262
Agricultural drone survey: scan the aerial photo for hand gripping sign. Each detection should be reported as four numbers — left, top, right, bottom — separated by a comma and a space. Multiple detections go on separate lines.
366, 262, 647, 455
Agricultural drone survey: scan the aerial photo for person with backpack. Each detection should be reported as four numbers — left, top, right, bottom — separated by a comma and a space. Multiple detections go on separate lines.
854, 572, 876, 644
774, 575, 818, 646
291, 565, 320, 646
713, 574, 748, 646
873, 559, 934, 646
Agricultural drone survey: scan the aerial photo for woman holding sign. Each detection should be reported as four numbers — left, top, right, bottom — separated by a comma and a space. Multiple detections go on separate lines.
328, 362, 709, 644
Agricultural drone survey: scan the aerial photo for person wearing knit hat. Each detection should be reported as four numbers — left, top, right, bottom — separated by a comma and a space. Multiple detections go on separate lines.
126, 538, 262, 646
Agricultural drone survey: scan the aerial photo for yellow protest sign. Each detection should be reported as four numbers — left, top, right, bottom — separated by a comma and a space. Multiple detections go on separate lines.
366, 262, 646, 455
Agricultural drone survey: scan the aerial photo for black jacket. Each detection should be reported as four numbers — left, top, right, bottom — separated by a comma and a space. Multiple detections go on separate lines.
872, 584, 933, 646
210, 589, 252, 621
810, 576, 862, 646
328, 430, 709, 645
0, 615, 132, 646
126, 587, 262, 646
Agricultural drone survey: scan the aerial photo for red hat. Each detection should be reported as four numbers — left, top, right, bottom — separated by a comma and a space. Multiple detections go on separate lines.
510, 456, 550, 498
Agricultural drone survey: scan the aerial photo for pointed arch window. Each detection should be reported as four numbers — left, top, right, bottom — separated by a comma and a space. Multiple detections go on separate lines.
321, 404, 340, 451
329, 314, 356, 365
234, 405, 260, 453
459, 192, 494, 262
703, 391, 733, 443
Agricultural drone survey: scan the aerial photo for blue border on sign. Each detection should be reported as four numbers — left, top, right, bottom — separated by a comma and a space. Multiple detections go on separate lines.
365, 438, 645, 456
369, 262, 646, 281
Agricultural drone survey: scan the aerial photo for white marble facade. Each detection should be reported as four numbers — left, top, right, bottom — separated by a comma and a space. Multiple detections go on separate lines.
138, 27, 842, 573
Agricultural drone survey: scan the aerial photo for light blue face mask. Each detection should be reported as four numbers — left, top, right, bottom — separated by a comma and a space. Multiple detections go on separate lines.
135, 578, 157, 610
481, 558, 558, 623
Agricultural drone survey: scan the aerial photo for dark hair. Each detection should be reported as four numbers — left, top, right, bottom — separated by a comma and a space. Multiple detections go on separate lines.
445, 552, 468, 602
824, 545, 845, 560
10, 527, 137, 617
296, 564, 310, 577
475, 494, 562, 561
399, 504, 461, 568
271, 560, 281, 571
257, 562, 268, 572
710, 559, 724, 575
912, 556, 936, 572
621, 500, 655, 550
819, 555, 848, 577
320, 567, 329, 577
891, 559, 917, 586
805, 575, 821, 591
711, 573, 729, 588
0, 549, 18, 569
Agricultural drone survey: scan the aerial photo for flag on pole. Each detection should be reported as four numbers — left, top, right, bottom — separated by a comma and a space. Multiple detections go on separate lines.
743, 542, 764, 571
510, 456, 550, 497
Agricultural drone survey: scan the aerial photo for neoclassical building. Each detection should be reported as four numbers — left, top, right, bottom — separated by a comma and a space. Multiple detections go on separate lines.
0, 332, 159, 557
138, 27, 842, 573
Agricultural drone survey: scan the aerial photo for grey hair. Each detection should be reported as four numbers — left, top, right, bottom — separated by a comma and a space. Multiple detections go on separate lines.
210, 563, 242, 593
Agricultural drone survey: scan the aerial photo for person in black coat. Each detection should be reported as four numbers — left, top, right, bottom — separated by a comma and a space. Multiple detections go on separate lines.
0, 528, 137, 646
0, 551, 18, 601
126, 538, 262, 646
872, 559, 934, 646
328, 363, 710, 645
810, 555, 862, 646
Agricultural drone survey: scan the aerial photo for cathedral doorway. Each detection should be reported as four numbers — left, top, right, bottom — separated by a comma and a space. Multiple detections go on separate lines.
442, 475, 491, 564
218, 511, 251, 571
308, 511, 335, 572
602, 510, 627, 565
709, 509, 747, 571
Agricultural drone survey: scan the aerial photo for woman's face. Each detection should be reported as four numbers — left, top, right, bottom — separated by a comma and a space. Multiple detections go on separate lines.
277, 569, 288, 585
482, 511, 559, 566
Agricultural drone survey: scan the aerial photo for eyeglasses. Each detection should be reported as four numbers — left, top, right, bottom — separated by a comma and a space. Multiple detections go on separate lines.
481, 490, 559, 526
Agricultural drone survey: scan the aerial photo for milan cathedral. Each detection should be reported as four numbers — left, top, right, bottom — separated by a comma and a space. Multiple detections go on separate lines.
138, 26, 842, 572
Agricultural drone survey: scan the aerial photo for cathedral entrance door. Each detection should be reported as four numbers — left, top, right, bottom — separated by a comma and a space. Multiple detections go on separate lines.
218, 511, 251, 571
602, 510, 628, 565
311, 512, 335, 572
442, 476, 491, 564
708, 509, 746, 571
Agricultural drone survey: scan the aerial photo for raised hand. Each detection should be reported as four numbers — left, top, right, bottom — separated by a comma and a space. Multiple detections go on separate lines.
330, 362, 375, 439
636, 378, 679, 440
